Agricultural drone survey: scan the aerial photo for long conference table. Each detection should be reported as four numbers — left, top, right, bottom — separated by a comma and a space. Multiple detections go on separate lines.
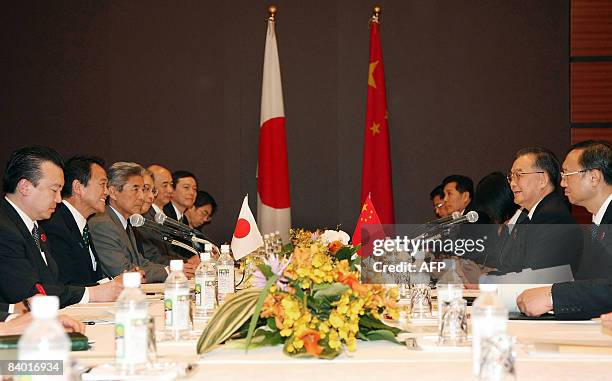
62, 284, 612, 381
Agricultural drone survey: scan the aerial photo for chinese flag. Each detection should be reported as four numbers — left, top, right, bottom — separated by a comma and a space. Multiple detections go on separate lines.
352, 194, 384, 258
360, 11, 395, 224
257, 10, 291, 243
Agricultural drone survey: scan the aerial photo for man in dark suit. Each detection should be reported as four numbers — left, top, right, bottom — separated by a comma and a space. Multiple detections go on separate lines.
40, 156, 109, 285
89, 162, 168, 282
164, 170, 197, 225
133, 168, 197, 277
441, 175, 473, 216
496, 147, 582, 276
0, 146, 121, 308
147, 164, 174, 217
518, 140, 612, 319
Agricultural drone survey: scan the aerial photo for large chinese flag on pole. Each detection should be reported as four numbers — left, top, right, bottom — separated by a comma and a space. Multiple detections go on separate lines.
360, 7, 395, 224
257, 6, 291, 243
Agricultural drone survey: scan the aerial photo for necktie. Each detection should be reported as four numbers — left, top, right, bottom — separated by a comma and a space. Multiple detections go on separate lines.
591, 223, 600, 241
83, 223, 91, 247
516, 210, 529, 225
31, 224, 42, 252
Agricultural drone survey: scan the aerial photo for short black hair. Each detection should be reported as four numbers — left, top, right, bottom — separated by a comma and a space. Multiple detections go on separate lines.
194, 190, 217, 216
62, 155, 106, 198
172, 170, 198, 188
568, 140, 612, 185
2, 145, 64, 194
442, 175, 474, 199
474, 172, 518, 224
429, 184, 445, 200
515, 147, 561, 189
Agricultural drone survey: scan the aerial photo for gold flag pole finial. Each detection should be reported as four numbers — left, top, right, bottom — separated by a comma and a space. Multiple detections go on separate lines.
268, 5, 277, 22
371, 5, 381, 24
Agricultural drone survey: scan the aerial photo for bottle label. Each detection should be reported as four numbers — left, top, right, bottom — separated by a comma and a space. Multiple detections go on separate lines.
194, 279, 202, 306
115, 313, 148, 365
217, 265, 235, 295
164, 289, 190, 330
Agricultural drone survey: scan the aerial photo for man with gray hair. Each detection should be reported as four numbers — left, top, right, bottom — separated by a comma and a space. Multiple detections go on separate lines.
89, 162, 168, 282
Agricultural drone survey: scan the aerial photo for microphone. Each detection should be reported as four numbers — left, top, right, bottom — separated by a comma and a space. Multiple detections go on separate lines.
416, 211, 479, 240
426, 211, 462, 225
154, 211, 219, 249
154, 212, 201, 236
129, 214, 187, 239
442, 210, 479, 226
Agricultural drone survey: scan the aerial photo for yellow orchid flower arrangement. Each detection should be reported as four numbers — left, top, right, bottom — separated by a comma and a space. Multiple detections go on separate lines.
197, 229, 401, 359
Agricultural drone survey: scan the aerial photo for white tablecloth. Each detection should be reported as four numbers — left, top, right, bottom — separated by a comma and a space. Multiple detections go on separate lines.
63, 291, 612, 381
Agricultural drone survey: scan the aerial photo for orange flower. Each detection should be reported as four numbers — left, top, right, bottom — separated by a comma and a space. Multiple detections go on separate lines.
299, 329, 323, 356
328, 240, 344, 254
338, 271, 369, 297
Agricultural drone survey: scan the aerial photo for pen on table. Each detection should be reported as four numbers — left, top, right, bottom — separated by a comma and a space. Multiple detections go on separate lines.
83, 321, 96, 325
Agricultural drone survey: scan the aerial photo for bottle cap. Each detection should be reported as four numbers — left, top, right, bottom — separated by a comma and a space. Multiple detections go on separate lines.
170, 260, 184, 271
204, 243, 212, 252
200, 252, 211, 261
31, 295, 59, 319
123, 272, 141, 288
479, 283, 498, 292
221, 244, 230, 253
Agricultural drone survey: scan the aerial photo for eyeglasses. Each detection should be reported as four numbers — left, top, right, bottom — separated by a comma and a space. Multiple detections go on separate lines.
434, 202, 444, 210
506, 171, 545, 183
560, 169, 593, 179
143, 185, 159, 197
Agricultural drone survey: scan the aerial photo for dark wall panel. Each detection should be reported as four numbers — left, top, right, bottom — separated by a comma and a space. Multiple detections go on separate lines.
1, 1, 570, 242
571, 0, 612, 57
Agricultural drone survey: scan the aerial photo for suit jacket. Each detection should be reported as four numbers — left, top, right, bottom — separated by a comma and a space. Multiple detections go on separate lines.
39, 203, 105, 286
553, 278, 612, 320
0, 302, 9, 322
88, 206, 168, 282
0, 199, 85, 308
496, 192, 582, 275
133, 208, 185, 265
163, 202, 189, 225
162, 202, 199, 258
575, 202, 612, 280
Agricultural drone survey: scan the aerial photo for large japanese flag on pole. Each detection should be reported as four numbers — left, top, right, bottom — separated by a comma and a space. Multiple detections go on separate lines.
231, 195, 264, 260
257, 6, 291, 243
360, 6, 395, 224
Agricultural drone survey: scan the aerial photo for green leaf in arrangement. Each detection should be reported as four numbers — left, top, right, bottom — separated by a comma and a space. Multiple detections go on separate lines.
358, 313, 401, 335
334, 247, 353, 262
197, 289, 261, 354
365, 329, 400, 344
245, 274, 279, 351
256, 263, 274, 279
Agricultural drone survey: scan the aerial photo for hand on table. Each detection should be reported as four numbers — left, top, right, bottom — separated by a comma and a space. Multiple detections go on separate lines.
183, 262, 197, 279
516, 286, 553, 317
601, 312, 612, 329
89, 276, 123, 302
0, 314, 84, 336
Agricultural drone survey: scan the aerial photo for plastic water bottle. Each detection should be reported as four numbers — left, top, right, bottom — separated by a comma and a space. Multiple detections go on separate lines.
115, 272, 148, 373
164, 260, 191, 339
18, 295, 70, 381
217, 244, 235, 305
194, 251, 217, 320
471, 283, 509, 379
437, 259, 464, 326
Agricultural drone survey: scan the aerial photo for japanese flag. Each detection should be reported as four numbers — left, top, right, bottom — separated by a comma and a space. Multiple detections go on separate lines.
231, 195, 264, 260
